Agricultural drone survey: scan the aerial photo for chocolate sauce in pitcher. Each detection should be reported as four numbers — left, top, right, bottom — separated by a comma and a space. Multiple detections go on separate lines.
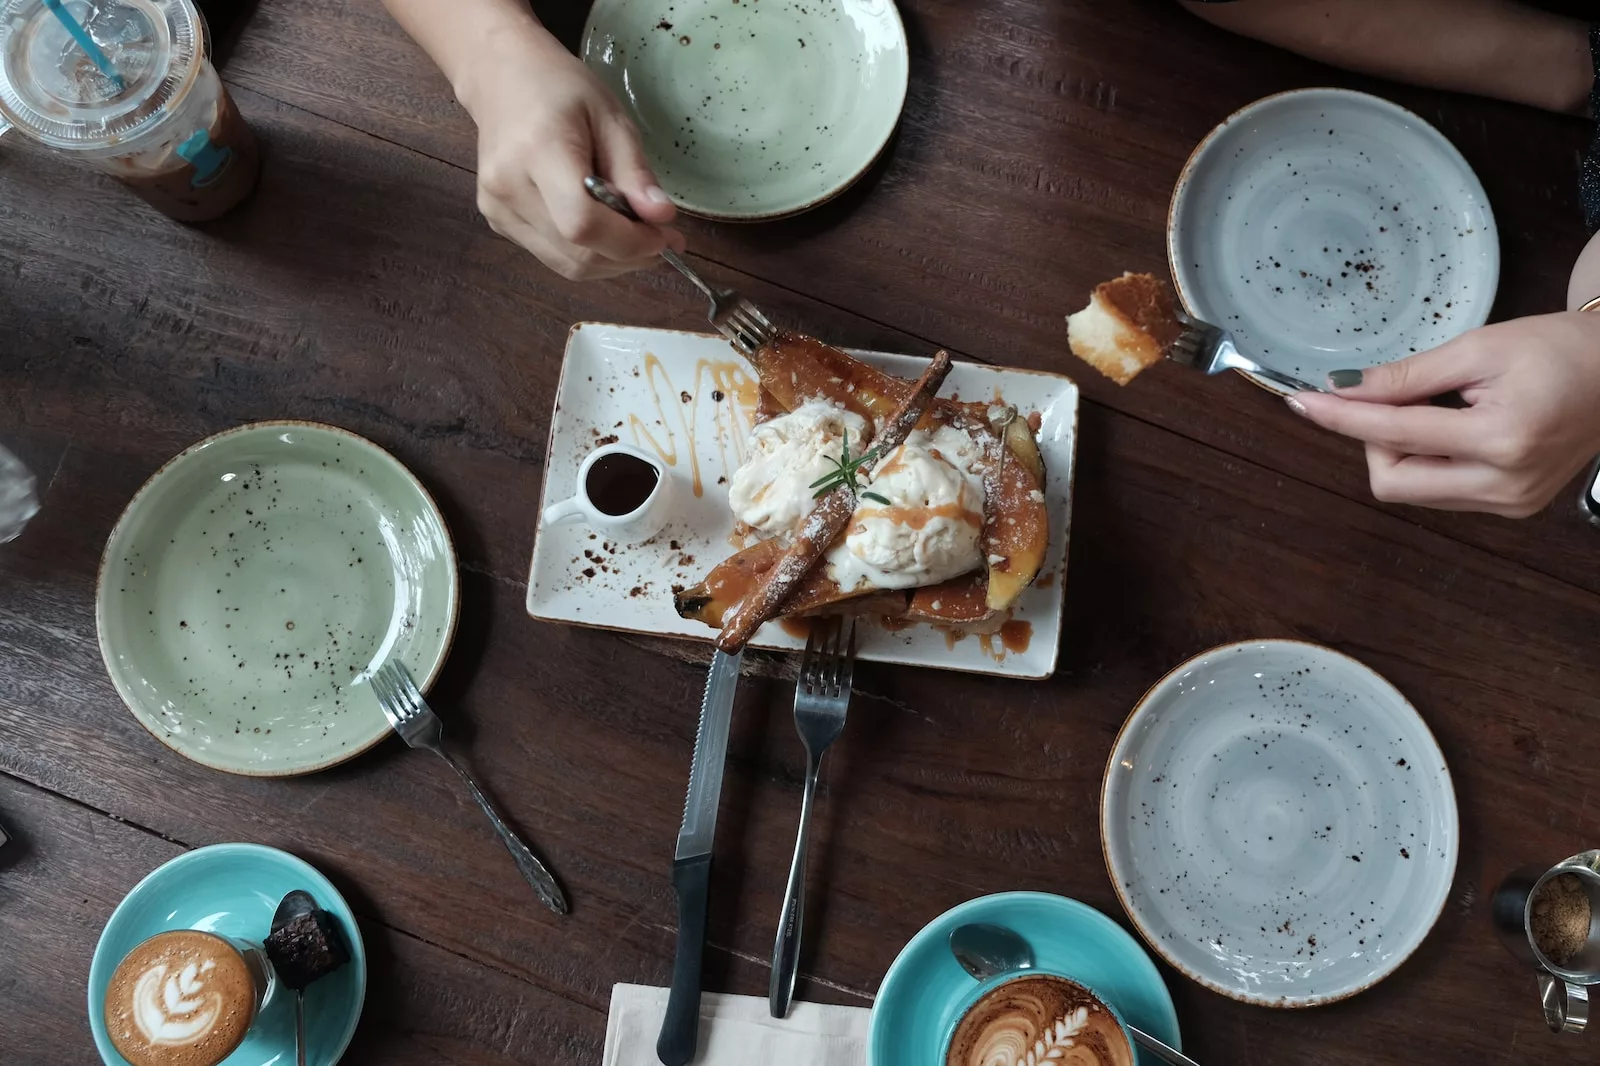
585, 452, 660, 516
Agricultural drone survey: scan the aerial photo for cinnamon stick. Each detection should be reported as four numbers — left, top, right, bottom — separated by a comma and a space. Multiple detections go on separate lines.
716, 348, 953, 651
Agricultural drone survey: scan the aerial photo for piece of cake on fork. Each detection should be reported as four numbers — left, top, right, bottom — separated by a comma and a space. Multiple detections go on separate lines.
1065, 272, 1183, 385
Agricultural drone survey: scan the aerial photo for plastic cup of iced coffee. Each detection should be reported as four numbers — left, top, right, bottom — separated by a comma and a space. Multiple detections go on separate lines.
0, 0, 260, 222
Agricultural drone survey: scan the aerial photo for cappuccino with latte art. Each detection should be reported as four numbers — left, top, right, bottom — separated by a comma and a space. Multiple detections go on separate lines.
945, 974, 1133, 1066
104, 930, 269, 1066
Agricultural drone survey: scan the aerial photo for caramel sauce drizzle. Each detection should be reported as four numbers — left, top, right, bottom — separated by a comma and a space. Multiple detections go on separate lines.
627, 353, 758, 497
778, 617, 812, 639
977, 620, 1033, 661
853, 501, 983, 532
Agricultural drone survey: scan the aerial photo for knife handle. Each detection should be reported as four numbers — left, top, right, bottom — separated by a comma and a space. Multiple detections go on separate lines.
657, 853, 712, 1066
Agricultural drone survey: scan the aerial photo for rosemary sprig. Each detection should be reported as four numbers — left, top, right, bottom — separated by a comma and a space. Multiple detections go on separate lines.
808, 430, 892, 505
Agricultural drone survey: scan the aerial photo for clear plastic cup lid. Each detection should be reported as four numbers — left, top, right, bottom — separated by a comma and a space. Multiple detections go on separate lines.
0, 0, 202, 150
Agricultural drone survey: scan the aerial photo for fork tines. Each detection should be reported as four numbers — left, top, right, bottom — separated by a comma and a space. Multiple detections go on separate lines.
798, 617, 856, 697
371, 660, 420, 724
718, 300, 776, 357
1168, 312, 1224, 371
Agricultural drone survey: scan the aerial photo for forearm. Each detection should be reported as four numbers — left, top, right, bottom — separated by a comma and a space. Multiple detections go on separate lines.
1181, 0, 1591, 115
380, 0, 568, 117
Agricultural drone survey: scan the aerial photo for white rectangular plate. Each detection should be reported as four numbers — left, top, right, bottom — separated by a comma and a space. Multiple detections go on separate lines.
526, 323, 1078, 679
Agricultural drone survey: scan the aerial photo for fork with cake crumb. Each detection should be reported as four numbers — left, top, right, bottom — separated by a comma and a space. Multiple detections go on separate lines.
1169, 309, 1325, 394
1067, 272, 1324, 394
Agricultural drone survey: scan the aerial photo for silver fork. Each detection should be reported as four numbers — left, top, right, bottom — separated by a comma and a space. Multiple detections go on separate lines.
584, 176, 776, 355
370, 660, 569, 915
769, 617, 856, 1018
1171, 310, 1325, 394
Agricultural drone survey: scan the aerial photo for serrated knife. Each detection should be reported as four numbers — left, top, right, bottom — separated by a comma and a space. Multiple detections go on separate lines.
656, 647, 743, 1066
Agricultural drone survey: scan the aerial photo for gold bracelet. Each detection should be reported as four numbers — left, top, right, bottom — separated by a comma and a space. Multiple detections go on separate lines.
1582, 296, 1600, 313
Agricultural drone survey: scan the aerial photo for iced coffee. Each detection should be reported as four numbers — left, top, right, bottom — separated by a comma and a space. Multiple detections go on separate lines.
0, 0, 261, 222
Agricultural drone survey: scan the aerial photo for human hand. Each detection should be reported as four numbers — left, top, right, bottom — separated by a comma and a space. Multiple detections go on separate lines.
461, 29, 684, 280
1288, 312, 1600, 518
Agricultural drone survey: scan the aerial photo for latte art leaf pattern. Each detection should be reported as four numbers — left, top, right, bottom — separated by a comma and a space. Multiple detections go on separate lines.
134, 960, 224, 1045
1029, 1007, 1089, 1064
106, 929, 259, 1066
990, 1005, 1086, 1066
948, 976, 1132, 1066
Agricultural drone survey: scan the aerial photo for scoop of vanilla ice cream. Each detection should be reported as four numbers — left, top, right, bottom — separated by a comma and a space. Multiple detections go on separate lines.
729, 400, 871, 541
827, 425, 985, 591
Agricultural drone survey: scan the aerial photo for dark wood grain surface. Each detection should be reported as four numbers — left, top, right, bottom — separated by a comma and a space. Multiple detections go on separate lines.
2, 1, 1598, 1063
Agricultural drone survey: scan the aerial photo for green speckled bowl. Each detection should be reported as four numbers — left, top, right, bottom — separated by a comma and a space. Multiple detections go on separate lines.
96, 422, 459, 776
582, 0, 909, 221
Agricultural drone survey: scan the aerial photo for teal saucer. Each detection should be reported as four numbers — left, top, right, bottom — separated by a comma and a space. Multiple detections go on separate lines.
88, 843, 367, 1066
869, 892, 1181, 1066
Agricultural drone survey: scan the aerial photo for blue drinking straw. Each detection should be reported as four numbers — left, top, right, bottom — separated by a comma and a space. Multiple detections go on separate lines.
41, 0, 125, 90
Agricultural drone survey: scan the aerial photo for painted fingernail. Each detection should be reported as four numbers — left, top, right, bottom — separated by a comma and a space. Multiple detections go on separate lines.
643, 185, 672, 205
1327, 369, 1363, 389
1285, 395, 1309, 416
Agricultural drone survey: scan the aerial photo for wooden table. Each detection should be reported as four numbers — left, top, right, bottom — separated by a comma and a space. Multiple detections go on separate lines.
3, 1, 1598, 1061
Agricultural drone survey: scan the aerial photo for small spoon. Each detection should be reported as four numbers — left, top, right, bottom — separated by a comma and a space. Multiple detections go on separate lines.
270, 890, 317, 1066
948, 923, 1201, 1066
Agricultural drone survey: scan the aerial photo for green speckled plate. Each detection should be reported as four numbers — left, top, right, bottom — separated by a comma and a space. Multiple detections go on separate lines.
96, 422, 458, 776
582, 0, 909, 221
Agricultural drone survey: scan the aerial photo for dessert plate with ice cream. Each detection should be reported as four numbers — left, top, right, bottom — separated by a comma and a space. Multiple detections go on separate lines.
526, 324, 1078, 678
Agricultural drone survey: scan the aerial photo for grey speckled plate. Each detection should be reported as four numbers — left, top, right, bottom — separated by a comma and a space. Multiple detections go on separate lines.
582, 0, 908, 221
1102, 640, 1458, 1007
96, 422, 458, 776
1169, 88, 1498, 395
